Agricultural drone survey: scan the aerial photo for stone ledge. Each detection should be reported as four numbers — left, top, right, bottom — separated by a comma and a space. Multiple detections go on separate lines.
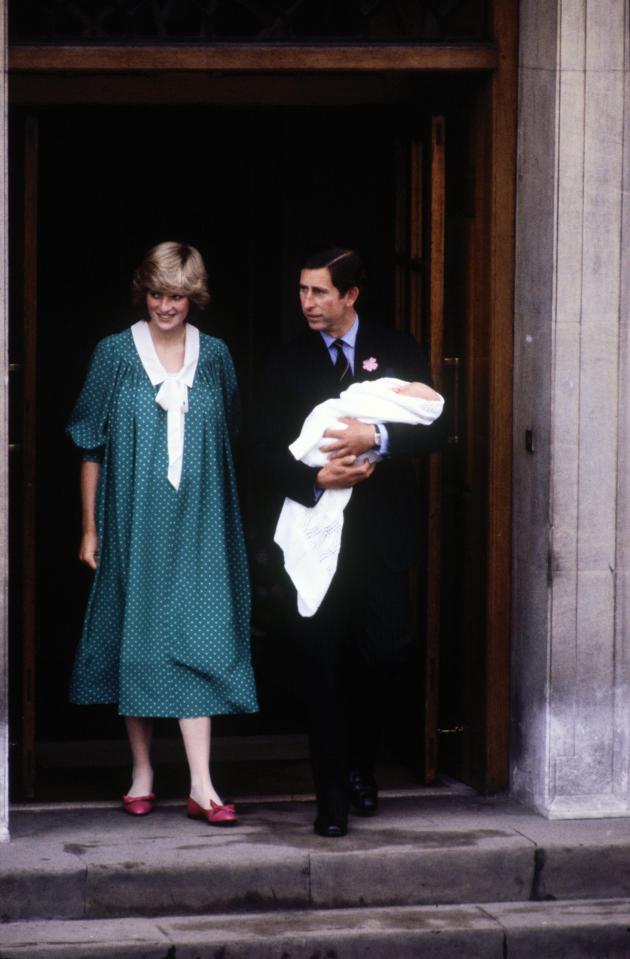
1, 899, 629, 959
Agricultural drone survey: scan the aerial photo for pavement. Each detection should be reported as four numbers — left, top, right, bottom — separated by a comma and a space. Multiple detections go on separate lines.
1, 790, 630, 957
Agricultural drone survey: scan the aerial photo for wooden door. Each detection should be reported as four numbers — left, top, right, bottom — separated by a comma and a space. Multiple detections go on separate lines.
394, 115, 445, 784
10, 83, 514, 800
395, 95, 511, 792
9, 114, 38, 798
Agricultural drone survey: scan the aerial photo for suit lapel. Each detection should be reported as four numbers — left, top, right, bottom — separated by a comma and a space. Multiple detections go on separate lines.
301, 322, 389, 396
301, 329, 340, 403
354, 321, 383, 381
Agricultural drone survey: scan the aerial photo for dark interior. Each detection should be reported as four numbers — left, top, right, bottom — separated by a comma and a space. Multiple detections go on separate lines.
9, 91, 478, 799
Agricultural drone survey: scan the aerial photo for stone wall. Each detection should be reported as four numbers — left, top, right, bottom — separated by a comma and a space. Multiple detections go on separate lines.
1, 0, 629, 835
512, 0, 630, 817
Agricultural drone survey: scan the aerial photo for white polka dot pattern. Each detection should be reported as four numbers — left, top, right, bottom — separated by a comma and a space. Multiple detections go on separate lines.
66, 328, 258, 718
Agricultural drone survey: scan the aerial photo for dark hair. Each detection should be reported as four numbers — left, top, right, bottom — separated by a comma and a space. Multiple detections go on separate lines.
302, 247, 366, 295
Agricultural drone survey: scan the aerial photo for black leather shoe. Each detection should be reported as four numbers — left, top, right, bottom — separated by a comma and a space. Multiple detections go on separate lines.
314, 815, 348, 838
348, 771, 378, 816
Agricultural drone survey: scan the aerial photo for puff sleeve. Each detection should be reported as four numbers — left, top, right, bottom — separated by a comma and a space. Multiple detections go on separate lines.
66, 336, 120, 463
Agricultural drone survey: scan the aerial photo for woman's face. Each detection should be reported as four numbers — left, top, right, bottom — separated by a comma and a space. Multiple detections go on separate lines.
146, 290, 190, 333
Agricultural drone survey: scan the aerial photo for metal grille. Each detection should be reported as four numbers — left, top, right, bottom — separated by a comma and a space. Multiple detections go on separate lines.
10, 0, 490, 44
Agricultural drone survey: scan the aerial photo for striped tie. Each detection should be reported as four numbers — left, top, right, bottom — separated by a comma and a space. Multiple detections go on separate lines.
333, 338, 350, 382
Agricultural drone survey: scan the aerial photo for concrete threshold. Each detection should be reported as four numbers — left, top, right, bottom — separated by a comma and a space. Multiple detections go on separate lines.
11, 778, 473, 813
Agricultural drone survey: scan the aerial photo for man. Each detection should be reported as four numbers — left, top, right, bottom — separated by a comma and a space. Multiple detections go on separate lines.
257, 247, 444, 837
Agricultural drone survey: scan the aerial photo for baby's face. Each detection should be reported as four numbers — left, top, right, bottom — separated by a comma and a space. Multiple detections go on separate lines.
395, 381, 425, 397
394, 381, 439, 400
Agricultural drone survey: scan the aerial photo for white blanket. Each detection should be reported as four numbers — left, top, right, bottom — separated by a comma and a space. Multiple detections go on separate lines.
274, 378, 444, 617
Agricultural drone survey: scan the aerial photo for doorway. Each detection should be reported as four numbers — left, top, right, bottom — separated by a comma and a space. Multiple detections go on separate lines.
9, 75, 510, 800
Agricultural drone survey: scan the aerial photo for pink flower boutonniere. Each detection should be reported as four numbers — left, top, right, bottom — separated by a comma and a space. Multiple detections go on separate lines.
362, 356, 378, 372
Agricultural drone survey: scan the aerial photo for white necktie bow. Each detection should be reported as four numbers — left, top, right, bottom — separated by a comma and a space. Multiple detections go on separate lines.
155, 377, 189, 489
131, 321, 200, 491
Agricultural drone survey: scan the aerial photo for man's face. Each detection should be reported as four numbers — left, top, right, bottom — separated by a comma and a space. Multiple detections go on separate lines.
299, 267, 357, 338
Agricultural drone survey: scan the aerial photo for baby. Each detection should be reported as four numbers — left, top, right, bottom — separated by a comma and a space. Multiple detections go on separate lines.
275, 377, 445, 617
319, 379, 441, 463
288, 376, 443, 467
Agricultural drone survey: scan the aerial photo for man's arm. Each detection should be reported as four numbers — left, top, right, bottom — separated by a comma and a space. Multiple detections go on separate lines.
382, 332, 447, 458
254, 346, 376, 503
310, 333, 446, 462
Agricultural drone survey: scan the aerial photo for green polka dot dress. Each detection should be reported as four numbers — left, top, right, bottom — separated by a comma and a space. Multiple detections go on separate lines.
66, 324, 259, 718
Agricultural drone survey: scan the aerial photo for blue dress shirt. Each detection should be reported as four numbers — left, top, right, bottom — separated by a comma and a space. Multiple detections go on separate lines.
320, 316, 390, 454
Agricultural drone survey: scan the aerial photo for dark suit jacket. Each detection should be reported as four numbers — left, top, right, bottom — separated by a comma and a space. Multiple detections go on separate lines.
256, 320, 444, 575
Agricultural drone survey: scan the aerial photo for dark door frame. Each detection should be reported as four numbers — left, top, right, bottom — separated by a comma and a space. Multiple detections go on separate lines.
9, 0, 517, 793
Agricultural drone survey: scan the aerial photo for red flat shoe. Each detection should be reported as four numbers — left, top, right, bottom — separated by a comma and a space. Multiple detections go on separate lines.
187, 796, 238, 825
121, 793, 155, 816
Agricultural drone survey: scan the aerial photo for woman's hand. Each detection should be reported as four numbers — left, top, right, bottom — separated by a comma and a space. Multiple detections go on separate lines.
79, 530, 99, 570
79, 461, 100, 570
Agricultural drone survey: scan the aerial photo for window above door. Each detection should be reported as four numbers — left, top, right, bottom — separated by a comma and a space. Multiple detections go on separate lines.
10, 0, 490, 44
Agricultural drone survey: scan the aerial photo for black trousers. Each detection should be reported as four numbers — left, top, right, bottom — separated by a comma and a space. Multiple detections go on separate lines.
289, 555, 415, 819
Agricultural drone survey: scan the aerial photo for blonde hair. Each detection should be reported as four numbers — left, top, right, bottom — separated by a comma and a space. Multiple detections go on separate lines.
131, 242, 210, 310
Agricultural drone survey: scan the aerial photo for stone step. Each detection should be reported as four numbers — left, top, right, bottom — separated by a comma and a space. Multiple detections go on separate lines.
3, 796, 630, 924
1, 899, 630, 958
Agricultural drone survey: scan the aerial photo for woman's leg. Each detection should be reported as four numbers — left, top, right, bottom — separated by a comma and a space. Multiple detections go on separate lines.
124, 716, 154, 797
179, 716, 223, 808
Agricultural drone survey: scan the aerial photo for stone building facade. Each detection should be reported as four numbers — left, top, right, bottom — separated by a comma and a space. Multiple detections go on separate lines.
1, 0, 629, 839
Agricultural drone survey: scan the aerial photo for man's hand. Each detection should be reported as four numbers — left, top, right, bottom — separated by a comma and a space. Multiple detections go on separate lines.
322, 418, 376, 459
316, 454, 376, 490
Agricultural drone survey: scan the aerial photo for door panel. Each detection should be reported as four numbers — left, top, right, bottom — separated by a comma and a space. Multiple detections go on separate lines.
394, 115, 445, 784
394, 95, 510, 792
425, 116, 446, 785
21, 116, 38, 799
10, 115, 39, 798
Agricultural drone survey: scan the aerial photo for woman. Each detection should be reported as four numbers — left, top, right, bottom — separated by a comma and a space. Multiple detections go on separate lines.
67, 241, 258, 824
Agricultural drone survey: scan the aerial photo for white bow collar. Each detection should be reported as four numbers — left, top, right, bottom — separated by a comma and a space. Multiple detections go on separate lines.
131, 320, 200, 490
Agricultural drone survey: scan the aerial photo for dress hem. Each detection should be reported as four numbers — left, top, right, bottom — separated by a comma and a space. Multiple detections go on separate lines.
69, 699, 259, 718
